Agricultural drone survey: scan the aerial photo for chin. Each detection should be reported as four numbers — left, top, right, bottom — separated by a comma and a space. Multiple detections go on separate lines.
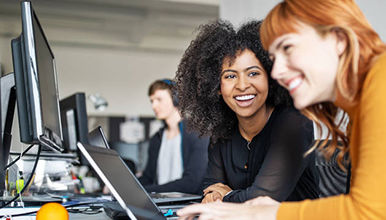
293, 99, 311, 110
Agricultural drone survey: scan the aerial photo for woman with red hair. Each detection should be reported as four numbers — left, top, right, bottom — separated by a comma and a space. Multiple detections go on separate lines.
177, 0, 386, 219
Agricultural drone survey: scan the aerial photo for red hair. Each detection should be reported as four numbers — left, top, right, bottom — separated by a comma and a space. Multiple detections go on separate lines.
261, 0, 386, 169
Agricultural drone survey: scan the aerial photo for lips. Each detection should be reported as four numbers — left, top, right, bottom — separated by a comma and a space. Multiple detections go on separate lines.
234, 94, 256, 107
285, 76, 304, 94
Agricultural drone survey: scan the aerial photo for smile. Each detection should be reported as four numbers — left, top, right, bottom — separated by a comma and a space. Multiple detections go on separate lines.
234, 94, 256, 107
234, 94, 256, 101
286, 76, 304, 94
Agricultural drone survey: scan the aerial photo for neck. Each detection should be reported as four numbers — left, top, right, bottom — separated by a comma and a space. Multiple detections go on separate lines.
238, 105, 274, 142
333, 89, 357, 117
164, 110, 181, 138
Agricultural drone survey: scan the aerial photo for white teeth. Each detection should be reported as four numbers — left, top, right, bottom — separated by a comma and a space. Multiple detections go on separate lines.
289, 78, 302, 90
235, 94, 255, 101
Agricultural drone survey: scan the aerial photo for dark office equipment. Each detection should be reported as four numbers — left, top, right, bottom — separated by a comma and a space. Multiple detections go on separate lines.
60, 93, 89, 152
11, 1, 63, 152
89, 127, 137, 173
77, 143, 201, 220
0, 73, 16, 194
59, 92, 90, 165
88, 126, 109, 149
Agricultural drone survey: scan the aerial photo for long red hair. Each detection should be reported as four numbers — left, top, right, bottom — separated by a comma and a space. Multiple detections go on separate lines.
261, 0, 386, 169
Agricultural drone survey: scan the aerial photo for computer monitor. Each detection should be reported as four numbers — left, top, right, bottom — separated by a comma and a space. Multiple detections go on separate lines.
11, 1, 63, 152
60, 92, 89, 153
0, 73, 16, 193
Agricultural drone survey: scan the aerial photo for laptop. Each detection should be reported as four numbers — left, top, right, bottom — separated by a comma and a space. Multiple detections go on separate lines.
88, 126, 110, 149
86, 127, 201, 204
77, 142, 201, 219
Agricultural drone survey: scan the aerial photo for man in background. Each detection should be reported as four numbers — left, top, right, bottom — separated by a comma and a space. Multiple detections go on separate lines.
138, 79, 209, 194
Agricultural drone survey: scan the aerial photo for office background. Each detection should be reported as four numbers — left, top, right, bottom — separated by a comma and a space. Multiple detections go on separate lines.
0, 0, 385, 151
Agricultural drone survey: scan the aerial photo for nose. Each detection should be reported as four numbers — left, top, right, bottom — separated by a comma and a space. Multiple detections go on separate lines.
271, 56, 287, 81
235, 74, 250, 91
151, 101, 158, 111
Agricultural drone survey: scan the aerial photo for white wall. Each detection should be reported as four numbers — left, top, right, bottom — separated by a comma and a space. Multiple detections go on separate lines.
0, 0, 218, 117
54, 45, 182, 117
0, 32, 183, 118
220, 0, 386, 40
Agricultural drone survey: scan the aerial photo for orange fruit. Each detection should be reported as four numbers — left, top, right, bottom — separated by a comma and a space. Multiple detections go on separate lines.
36, 202, 69, 220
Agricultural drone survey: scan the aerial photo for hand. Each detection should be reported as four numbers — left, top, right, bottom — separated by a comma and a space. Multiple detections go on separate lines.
202, 191, 223, 203
202, 183, 232, 203
244, 196, 280, 206
177, 200, 280, 220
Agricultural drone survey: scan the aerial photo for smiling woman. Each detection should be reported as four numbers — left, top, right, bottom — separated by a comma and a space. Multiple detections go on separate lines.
178, 0, 386, 219
175, 20, 319, 203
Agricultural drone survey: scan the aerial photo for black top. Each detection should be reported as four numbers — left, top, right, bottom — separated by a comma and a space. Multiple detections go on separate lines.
139, 121, 210, 194
202, 106, 320, 202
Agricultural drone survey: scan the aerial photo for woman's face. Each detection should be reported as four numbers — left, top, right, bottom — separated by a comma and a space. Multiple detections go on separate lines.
268, 22, 346, 109
220, 49, 269, 119
149, 89, 176, 120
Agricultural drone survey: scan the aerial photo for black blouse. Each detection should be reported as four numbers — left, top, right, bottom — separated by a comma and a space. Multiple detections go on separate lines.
202, 106, 319, 203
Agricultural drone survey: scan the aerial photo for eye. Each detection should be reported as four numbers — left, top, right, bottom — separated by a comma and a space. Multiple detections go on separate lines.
224, 73, 236, 79
248, 71, 260, 77
283, 44, 292, 53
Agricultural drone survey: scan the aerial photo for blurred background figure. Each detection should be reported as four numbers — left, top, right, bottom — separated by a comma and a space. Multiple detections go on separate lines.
138, 79, 209, 194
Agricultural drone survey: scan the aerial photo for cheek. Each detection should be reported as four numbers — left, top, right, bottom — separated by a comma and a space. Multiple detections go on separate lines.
256, 78, 269, 94
219, 82, 231, 96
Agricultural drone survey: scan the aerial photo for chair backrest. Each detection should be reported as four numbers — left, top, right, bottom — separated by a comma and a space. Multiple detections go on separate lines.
314, 140, 350, 197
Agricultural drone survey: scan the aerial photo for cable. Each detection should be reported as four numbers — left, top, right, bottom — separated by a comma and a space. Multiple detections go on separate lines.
4, 144, 36, 170
0, 144, 42, 209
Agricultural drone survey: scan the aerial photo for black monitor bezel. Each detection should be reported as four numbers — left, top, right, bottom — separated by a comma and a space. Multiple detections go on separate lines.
12, 1, 63, 151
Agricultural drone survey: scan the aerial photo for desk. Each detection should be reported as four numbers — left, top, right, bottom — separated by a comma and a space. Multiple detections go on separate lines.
0, 207, 112, 219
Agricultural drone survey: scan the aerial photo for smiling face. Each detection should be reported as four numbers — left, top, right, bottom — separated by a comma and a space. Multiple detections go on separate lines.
268, 22, 346, 109
149, 89, 176, 120
220, 49, 269, 119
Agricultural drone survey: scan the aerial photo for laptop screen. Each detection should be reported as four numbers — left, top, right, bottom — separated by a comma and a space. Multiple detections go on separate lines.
88, 126, 110, 149
77, 143, 164, 220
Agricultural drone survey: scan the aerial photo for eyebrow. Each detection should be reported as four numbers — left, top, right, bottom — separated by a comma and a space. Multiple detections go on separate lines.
221, 66, 264, 75
246, 66, 263, 71
221, 69, 237, 75
275, 36, 290, 50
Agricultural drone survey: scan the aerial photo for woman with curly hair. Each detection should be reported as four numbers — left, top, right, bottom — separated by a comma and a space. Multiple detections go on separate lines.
175, 20, 319, 204
178, 0, 386, 219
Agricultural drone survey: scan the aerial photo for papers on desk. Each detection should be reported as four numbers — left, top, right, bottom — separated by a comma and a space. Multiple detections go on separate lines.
0, 207, 39, 216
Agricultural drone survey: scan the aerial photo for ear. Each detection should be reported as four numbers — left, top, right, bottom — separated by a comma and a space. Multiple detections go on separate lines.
332, 28, 348, 56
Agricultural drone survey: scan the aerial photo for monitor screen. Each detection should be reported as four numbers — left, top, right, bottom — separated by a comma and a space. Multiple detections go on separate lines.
11, 1, 63, 151
60, 92, 89, 153
33, 12, 62, 145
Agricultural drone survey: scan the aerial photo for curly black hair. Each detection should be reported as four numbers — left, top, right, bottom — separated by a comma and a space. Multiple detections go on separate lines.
175, 20, 292, 143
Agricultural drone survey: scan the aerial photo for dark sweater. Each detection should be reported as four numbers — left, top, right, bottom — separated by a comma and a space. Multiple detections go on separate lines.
139, 121, 209, 194
202, 106, 320, 202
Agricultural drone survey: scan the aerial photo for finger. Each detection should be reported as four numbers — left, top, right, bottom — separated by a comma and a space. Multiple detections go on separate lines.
212, 192, 222, 202
201, 195, 210, 204
203, 188, 212, 195
204, 183, 224, 192
177, 204, 209, 217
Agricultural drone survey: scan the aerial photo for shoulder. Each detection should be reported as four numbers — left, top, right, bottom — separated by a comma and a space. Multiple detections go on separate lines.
273, 106, 309, 124
364, 52, 386, 89
149, 128, 164, 145
270, 106, 313, 133
181, 128, 210, 150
